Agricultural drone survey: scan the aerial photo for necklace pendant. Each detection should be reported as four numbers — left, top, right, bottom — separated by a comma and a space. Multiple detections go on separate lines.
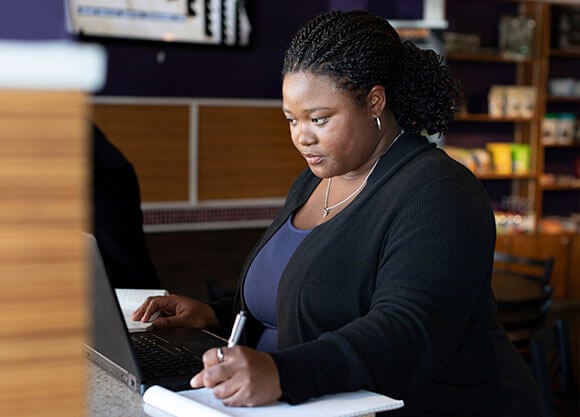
322, 208, 330, 218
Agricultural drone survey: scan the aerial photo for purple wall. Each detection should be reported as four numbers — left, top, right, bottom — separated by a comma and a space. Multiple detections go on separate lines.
330, 0, 422, 19
0, 0, 68, 40
76, 0, 424, 98
90, 0, 328, 98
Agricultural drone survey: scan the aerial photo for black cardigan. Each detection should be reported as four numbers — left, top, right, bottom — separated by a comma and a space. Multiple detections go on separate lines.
211, 133, 542, 416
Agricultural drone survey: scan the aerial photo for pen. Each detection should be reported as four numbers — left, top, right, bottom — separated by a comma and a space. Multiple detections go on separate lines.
227, 310, 247, 347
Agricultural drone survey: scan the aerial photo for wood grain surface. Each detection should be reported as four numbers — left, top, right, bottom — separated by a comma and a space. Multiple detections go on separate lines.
0, 90, 88, 417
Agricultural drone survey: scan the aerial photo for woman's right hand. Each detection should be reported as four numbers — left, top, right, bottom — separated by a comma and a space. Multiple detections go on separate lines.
131, 294, 219, 329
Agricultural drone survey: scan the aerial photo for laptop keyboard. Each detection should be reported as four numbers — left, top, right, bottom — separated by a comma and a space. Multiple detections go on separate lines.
131, 332, 204, 379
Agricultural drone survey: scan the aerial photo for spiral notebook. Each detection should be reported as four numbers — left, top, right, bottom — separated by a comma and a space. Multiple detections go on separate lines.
143, 385, 404, 417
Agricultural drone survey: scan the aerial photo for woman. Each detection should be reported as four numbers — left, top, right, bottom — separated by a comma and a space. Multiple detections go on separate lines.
134, 10, 542, 416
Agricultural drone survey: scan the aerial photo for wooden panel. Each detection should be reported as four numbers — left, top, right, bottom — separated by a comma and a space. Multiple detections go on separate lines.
0, 91, 88, 417
91, 104, 190, 202
495, 234, 513, 254
198, 106, 306, 200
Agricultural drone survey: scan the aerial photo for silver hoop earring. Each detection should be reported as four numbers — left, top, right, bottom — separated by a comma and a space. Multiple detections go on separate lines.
374, 116, 382, 131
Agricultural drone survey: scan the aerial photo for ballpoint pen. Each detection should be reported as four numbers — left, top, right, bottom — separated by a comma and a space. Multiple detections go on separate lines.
227, 310, 247, 348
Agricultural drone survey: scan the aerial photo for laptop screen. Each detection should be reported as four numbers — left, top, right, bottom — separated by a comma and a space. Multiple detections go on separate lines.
86, 233, 143, 383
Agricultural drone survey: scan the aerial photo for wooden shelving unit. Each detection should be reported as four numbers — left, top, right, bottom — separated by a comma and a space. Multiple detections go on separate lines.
444, 0, 542, 234
444, 0, 580, 301
535, 3, 580, 226
446, 1, 580, 235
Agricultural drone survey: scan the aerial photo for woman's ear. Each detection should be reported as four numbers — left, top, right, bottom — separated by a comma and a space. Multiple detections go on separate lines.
366, 85, 387, 115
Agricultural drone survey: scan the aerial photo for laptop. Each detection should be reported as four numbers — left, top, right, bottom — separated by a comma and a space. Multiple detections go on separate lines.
85, 233, 226, 394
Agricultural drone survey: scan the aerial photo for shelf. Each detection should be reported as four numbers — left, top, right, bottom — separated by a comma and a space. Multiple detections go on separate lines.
546, 95, 580, 103
541, 143, 580, 148
549, 49, 580, 58
454, 113, 535, 122
478, 173, 536, 180
540, 184, 580, 191
446, 52, 531, 63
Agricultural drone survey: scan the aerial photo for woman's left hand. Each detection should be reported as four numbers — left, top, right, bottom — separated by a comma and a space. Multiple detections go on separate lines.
190, 346, 282, 407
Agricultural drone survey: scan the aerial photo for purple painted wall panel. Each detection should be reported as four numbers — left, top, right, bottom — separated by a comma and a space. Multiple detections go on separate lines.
329, 0, 423, 19
91, 0, 328, 98
82, 0, 425, 98
0, 0, 68, 40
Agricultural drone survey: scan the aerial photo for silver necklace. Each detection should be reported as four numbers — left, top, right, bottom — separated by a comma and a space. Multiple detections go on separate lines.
322, 129, 404, 218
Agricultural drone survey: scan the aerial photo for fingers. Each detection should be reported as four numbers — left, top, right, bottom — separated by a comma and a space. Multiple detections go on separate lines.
203, 346, 225, 367
212, 376, 243, 405
190, 346, 231, 389
130, 300, 147, 321
190, 366, 241, 403
189, 347, 282, 407
131, 296, 169, 322
190, 370, 205, 388
150, 314, 186, 328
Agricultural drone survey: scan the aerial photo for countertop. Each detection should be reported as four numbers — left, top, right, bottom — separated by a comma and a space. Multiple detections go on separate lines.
88, 361, 148, 417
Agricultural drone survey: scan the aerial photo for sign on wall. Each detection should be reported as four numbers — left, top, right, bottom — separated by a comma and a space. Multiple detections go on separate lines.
67, 0, 251, 46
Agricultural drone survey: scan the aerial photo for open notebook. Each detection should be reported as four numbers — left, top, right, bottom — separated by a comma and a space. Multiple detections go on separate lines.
143, 385, 404, 417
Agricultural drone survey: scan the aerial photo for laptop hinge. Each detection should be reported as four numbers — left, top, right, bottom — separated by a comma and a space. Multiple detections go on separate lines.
86, 344, 139, 392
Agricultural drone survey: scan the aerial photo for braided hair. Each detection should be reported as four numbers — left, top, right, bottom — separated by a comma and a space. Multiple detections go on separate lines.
282, 10, 460, 135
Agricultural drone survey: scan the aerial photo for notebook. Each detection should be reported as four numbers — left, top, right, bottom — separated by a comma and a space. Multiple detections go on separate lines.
85, 233, 225, 394
142, 385, 404, 417
115, 288, 169, 331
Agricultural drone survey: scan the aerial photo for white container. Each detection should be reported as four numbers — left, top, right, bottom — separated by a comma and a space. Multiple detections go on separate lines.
542, 114, 559, 145
549, 78, 576, 96
488, 86, 506, 117
557, 113, 577, 145
574, 80, 580, 97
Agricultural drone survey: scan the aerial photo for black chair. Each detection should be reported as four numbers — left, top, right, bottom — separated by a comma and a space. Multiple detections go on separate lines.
529, 319, 579, 417
492, 252, 554, 357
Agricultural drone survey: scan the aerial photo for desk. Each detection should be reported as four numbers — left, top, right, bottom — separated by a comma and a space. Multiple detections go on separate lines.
88, 361, 147, 417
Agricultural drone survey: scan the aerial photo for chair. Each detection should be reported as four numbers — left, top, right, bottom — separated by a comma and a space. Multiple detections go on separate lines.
492, 252, 554, 357
529, 319, 579, 417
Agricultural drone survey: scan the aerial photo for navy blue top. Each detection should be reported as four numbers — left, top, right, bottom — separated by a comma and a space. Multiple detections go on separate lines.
243, 215, 310, 352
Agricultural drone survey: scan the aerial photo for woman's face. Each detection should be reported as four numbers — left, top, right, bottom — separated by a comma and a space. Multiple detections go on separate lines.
282, 71, 381, 179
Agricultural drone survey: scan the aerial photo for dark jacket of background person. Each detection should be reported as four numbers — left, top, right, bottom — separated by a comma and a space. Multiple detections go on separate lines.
92, 123, 161, 289
212, 132, 542, 416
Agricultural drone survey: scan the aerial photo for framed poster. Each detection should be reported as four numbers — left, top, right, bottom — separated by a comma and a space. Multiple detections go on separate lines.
67, 0, 251, 46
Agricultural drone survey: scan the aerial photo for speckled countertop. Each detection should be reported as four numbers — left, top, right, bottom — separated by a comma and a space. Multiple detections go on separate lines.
87, 361, 148, 417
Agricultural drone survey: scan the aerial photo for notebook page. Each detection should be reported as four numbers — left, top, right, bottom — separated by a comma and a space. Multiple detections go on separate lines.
144, 385, 230, 417
143, 385, 403, 417
115, 288, 168, 331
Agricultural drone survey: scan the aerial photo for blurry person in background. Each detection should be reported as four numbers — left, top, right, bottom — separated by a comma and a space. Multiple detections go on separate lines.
91, 122, 160, 289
